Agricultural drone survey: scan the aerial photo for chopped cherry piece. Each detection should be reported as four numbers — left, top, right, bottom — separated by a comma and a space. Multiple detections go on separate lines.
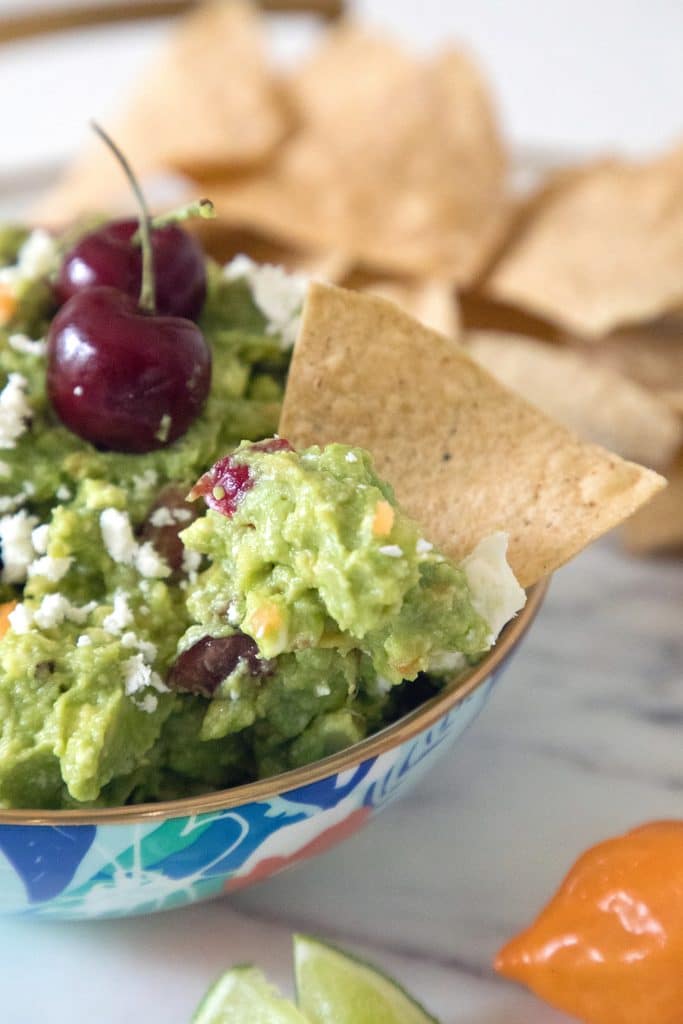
55, 219, 207, 321
139, 486, 200, 577
167, 633, 271, 697
47, 286, 211, 453
188, 439, 293, 517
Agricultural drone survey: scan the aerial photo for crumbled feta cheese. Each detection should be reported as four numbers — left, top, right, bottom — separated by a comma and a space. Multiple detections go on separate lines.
428, 650, 467, 675
461, 532, 526, 643
8, 334, 46, 357
31, 523, 49, 554
122, 654, 168, 697
131, 469, 158, 495
314, 683, 331, 698
76, 634, 92, 647
102, 593, 134, 634
173, 508, 192, 523
149, 506, 175, 528
0, 373, 31, 449
7, 602, 33, 634
416, 538, 433, 555
378, 545, 403, 558
56, 485, 72, 502
375, 675, 394, 696
100, 507, 138, 564
0, 230, 58, 289
155, 414, 172, 443
33, 594, 95, 630
181, 548, 202, 584
345, 451, 358, 463
16, 229, 58, 280
28, 555, 73, 583
226, 601, 241, 625
120, 631, 158, 663
224, 254, 308, 349
135, 541, 170, 579
137, 694, 159, 714
0, 509, 38, 583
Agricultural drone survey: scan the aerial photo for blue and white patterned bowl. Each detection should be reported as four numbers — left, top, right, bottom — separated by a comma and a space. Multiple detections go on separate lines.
0, 583, 546, 920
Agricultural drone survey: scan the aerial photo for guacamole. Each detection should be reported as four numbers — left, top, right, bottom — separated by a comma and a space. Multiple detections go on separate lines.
0, 228, 524, 809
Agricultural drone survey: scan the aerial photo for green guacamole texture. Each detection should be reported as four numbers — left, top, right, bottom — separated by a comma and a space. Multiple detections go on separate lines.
0, 228, 494, 810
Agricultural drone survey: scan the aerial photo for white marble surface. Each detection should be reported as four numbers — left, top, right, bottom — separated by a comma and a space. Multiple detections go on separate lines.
0, 538, 681, 1023
1, 4, 682, 1021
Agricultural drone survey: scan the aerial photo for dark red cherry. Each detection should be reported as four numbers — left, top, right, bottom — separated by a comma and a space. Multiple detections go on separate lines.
55, 220, 207, 321
46, 286, 211, 453
188, 438, 293, 516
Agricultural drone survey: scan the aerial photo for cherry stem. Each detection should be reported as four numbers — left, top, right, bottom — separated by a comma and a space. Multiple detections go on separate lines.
91, 121, 156, 314
130, 199, 215, 244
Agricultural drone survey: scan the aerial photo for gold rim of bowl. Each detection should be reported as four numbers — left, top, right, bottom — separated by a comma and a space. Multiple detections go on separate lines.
0, 579, 549, 826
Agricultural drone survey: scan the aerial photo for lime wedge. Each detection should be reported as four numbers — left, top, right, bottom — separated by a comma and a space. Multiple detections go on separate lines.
192, 965, 310, 1024
294, 935, 439, 1024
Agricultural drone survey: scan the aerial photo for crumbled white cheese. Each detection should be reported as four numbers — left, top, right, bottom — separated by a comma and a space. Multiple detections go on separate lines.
120, 631, 158, 663
461, 532, 526, 643
149, 506, 175, 528
102, 592, 134, 634
0, 229, 58, 289
181, 548, 202, 584
345, 451, 358, 463
173, 508, 192, 523
0, 509, 38, 583
16, 229, 58, 280
99, 508, 170, 579
8, 334, 46, 357
131, 469, 158, 495
375, 675, 394, 696
378, 545, 403, 558
428, 650, 467, 676
224, 254, 308, 349
56, 484, 72, 502
137, 694, 159, 714
7, 602, 33, 634
314, 683, 331, 698
31, 523, 49, 554
0, 373, 31, 449
416, 538, 433, 555
32, 595, 96, 631
135, 541, 170, 579
100, 507, 138, 564
226, 601, 241, 625
28, 555, 73, 583
122, 654, 168, 697
76, 634, 92, 647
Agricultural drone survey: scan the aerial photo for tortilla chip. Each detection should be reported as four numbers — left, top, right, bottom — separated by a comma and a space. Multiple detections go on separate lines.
466, 331, 682, 468
288, 23, 416, 134
34, 1, 288, 224
622, 451, 683, 554
486, 144, 683, 337
587, 318, 683, 402
216, 40, 509, 283
361, 279, 461, 338
280, 283, 665, 586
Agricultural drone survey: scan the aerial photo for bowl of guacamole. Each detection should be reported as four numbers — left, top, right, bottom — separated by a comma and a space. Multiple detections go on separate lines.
0, 223, 549, 918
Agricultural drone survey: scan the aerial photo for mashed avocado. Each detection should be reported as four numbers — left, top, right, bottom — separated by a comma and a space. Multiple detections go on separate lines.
0, 229, 524, 810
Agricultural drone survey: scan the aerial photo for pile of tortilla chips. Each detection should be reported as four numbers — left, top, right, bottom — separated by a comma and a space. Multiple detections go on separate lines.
34, 0, 683, 555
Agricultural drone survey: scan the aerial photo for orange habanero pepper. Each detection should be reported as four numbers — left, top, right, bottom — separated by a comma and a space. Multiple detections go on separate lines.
0, 600, 16, 640
495, 821, 683, 1024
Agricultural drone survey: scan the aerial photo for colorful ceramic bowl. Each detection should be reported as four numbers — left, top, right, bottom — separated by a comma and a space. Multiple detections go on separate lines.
0, 582, 547, 920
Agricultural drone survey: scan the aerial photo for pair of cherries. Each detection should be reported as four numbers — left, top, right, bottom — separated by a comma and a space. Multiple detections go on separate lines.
48, 127, 212, 453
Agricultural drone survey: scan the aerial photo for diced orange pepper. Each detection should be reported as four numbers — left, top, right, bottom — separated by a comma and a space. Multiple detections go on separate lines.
0, 285, 17, 326
0, 601, 17, 640
372, 500, 394, 537
495, 820, 683, 1024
